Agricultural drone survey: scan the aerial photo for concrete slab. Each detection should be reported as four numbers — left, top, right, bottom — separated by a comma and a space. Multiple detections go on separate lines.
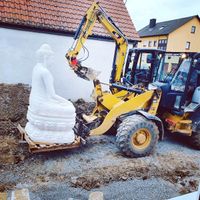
169, 191, 199, 200
11, 189, 30, 200
89, 191, 104, 200
0, 192, 7, 200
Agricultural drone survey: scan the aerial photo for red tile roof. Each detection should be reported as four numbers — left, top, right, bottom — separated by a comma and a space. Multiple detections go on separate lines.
0, 0, 139, 41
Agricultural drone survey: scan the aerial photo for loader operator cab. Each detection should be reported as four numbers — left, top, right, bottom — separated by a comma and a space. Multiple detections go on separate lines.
124, 48, 165, 86
155, 53, 200, 115
156, 52, 183, 83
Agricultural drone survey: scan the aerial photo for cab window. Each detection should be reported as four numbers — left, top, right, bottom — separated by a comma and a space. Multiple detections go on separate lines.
136, 53, 152, 70
157, 53, 180, 83
133, 53, 152, 84
171, 59, 191, 92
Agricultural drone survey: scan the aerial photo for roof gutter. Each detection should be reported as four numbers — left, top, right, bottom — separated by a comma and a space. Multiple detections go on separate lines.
0, 22, 139, 44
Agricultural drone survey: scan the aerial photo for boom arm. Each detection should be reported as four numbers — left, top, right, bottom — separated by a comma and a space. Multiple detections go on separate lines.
66, 1, 128, 83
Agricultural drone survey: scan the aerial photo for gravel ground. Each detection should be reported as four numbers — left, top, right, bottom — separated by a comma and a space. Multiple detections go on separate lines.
0, 84, 199, 199
0, 134, 199, 200
29, 178, 180, 200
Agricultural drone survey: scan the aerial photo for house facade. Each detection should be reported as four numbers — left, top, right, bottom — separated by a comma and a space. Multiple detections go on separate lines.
138, 15, 200, 52
0, 0, 139, 100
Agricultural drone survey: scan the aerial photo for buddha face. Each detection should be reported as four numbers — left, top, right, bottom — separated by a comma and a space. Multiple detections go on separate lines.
44, 53, 54, 68
36, 44, 55, 68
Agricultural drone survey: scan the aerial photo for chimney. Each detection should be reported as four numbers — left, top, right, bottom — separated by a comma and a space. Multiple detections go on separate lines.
149, 18, 156, 28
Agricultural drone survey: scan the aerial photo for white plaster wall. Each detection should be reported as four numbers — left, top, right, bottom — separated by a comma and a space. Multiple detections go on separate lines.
0, 27, 131, 100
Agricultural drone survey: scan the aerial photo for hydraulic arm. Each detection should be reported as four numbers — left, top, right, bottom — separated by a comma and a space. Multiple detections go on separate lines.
66, 1, 128, 83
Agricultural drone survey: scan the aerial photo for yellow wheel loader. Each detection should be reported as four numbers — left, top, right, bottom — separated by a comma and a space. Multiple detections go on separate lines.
18, 1, 164, 156
66, 1, 200, 156
66, 1, 164, 157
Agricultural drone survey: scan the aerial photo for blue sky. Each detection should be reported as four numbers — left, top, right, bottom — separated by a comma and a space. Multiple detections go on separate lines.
125, 0, 200, 31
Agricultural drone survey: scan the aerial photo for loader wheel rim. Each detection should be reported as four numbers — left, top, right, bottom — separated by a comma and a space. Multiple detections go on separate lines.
131, 128, 151, 150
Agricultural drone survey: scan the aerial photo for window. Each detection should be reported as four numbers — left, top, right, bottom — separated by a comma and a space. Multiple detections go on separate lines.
158, 39, 167, 50
148, 41, 152, 47
143, 41, 148, 47
171, 59, 191, 92
154, 41, 157, 47
136, 53, 152, 70
131, 52, 153, 84
191, 26, 196, 33
185, 41, 190, 50
125, 52, 136, 81
157, 53, 182, 83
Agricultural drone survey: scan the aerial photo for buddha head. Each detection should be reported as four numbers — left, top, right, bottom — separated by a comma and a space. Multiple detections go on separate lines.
36, 44, 54, 68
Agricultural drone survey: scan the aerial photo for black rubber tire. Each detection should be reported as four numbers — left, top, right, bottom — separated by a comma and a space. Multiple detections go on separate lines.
190, 132, 200, 150
116, 115, 159, 158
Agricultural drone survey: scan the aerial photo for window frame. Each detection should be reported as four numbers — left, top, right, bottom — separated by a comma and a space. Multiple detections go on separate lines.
185, 41, 190, 50
158, 39, 167, 50
191, 26, 196, 33
143, 41, 148, 47
148, 41, 152, 47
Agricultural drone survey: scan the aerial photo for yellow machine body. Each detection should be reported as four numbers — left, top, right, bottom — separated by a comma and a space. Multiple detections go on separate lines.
66, 1, 128, 85
163, 112, 192, 136
83, 80, 162, 136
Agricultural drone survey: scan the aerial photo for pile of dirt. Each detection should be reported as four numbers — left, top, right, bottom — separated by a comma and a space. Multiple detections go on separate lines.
69, 151, 199, 193
0, 83, 30, 165
0, 183, 16, 192
0, 135, 26, 165
0, 83, 30, 135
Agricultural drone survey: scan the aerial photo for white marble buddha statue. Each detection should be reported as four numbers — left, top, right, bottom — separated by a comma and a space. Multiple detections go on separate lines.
25, 44, 76, 144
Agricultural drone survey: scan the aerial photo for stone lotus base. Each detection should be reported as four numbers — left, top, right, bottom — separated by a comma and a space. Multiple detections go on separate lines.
25, 122, 75, 144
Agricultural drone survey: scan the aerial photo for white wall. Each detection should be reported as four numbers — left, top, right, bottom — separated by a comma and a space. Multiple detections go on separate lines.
0, 27, 131, 100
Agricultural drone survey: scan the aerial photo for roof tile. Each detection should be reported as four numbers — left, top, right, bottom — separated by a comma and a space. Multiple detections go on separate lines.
0, 0, 139, 41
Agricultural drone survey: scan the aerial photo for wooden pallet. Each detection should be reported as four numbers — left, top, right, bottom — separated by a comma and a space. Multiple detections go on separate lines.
17, 124, 81, 153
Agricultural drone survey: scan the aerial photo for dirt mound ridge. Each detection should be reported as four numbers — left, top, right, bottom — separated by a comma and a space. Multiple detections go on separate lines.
0, 83, 30, 165
70, 151, 199, 193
